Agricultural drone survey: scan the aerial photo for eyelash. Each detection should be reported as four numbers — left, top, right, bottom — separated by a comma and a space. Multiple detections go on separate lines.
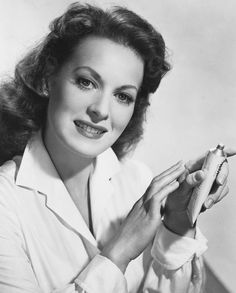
115, 93, 134, 105
75, 77, 135, 105
76, 77, 96, 90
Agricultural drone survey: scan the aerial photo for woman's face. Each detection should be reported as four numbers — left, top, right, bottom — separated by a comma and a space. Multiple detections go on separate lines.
45, 36, 144, 159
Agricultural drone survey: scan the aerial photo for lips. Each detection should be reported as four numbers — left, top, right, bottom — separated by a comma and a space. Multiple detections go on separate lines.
74, 120, 108, 138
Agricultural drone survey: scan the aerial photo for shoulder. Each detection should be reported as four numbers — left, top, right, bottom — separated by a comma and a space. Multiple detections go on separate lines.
0, 160, 17, 183
0, 158, 21, 202
0, 159, 24, 238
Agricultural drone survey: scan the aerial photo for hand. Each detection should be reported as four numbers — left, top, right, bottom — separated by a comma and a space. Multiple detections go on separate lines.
163, 147, 236, 237
101, 161, 185, 273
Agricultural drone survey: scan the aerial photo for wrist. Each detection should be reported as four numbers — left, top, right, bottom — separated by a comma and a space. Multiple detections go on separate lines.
163, 210, 196, 238
101, 242, 129, 273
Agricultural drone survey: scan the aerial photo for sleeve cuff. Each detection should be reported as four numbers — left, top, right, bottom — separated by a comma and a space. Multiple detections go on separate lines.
151, 223, 208, 270
74, 254, 128, 293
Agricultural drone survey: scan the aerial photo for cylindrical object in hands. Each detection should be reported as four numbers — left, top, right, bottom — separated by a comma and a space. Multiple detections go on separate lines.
187, 144, 226, 226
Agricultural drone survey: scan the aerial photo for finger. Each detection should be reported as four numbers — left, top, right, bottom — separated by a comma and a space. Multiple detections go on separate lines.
177, 168, 189, 184
177, 170, 206, 200
185, 170, 206, 188
185, 153, 207, 173
154, 160, 183, 181
146, 164, 185, 201
185, 146, 236, 174
216, 160, 229, 186
148, 162, 184, 192
149, 180, 180, 215
224, 147, 236, 157
204, 180, 228, 209
215, 185, 229, 203
156, 164, 185, 189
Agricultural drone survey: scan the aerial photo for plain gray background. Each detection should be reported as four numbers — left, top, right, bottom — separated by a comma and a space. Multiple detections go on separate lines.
1, 0, 236, 291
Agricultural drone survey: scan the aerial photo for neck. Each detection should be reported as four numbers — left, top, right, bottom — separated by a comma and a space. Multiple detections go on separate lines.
43, 129, 94, 202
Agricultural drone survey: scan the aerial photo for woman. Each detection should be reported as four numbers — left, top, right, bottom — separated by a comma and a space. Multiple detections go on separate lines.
0, 2, 232, 293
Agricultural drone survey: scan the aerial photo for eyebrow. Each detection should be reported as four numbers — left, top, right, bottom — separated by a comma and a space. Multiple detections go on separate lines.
73, 66, 138, 92
74, 66, 102, 82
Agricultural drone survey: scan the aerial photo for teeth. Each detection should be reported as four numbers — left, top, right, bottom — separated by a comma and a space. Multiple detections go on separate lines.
76, 122, 103, 134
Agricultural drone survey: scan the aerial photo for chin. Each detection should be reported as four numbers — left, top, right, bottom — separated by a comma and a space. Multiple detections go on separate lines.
58, 128, 119, 159
67, 139, 112, 159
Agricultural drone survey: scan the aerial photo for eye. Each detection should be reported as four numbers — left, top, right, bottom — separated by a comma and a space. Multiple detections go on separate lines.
76, 77, 95, 90
115, 93, 135, 105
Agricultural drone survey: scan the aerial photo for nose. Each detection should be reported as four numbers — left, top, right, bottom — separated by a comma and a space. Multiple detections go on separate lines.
87, 91, 110, 122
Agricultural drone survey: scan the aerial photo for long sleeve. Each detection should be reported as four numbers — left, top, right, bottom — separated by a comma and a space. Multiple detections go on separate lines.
73, 225, 208, 293
71, 224, 208, 293
53, 225, 207, 293
0, 191, 207, 293
0, 176, 127, 293
0, 230, 127, 293
0, 170, 128, 293
51, 254, 128, 293
141, 223, 208, 293
0, 175, 42, 293
0, 193, 127, 293
0, 153, 208, 293
54, 160, 209, 293
0, 210, 207, 293
74, 254, 127, 292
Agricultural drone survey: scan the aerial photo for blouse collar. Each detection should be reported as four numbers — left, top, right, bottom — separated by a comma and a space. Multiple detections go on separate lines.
15, 131, 121, 193
15, 131, 121, 246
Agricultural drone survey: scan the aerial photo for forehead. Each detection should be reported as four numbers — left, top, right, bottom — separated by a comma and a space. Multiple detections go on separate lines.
64, 36, 144, 87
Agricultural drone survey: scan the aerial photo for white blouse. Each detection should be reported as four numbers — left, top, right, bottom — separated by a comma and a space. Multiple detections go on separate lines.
0, 132, 207, 293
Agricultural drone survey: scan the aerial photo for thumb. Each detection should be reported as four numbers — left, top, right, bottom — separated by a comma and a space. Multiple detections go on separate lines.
186, 170, 206, 187
180, 170, 206, 196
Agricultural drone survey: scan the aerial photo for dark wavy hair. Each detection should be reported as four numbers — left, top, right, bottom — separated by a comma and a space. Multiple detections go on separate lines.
0, 2, 170, 163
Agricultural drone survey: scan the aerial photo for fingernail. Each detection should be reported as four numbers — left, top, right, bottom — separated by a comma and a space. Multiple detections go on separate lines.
195, 171, 205, 182
205, 198, 214, 209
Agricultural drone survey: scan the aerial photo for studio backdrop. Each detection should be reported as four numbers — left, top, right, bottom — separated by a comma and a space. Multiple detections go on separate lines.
1, 0, 236, 291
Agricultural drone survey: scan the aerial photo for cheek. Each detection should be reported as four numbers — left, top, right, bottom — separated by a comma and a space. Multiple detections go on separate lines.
46, 96, 73, 133
111, 106, 134, 133
48, 86, 82, 118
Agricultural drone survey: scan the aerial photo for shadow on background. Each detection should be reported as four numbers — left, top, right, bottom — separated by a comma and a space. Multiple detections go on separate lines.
205, 261, 230, 293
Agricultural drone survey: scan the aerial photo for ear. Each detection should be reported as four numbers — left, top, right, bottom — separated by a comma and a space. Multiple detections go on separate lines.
41, 57, 58, 97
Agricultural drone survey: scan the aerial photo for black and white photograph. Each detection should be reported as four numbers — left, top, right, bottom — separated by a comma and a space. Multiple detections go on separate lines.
0, 1, 235, 292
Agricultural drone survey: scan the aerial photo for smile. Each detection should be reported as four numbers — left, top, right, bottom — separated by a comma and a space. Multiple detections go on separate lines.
74, 120, 107, 139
